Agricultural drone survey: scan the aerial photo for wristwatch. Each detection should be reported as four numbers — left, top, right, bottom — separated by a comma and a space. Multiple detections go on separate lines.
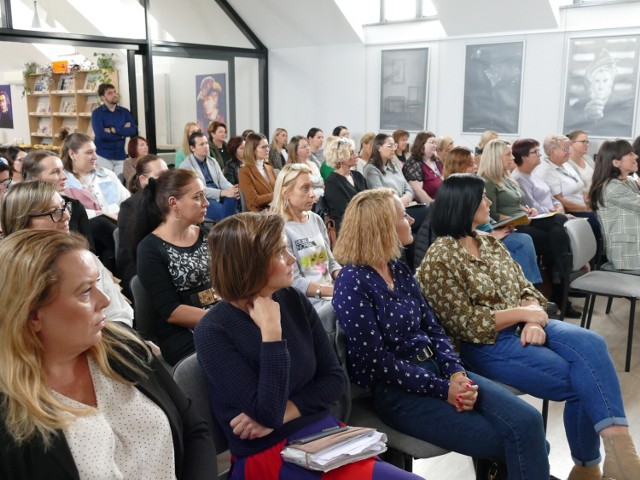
314, 288, 322, 299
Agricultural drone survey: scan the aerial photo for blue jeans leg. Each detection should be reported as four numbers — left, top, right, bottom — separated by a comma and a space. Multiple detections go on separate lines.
205, 196, 238, 221
502, 232, 542, 285
460, 320, 627, 466
372, 361, 549, 479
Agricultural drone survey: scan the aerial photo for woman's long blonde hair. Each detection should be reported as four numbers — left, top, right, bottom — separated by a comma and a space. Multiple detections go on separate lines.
477, 139, 516, 189
181, 122, 200, 158
270, 163, 312, 221
1, 180, 59, 235
333, 188, 400, 266
0, 230, 150, 447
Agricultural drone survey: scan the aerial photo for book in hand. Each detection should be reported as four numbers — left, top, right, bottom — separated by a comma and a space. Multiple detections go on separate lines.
491, 212, 531, 229
281, 426, 387, 472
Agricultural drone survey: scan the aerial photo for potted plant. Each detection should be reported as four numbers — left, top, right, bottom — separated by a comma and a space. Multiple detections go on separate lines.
93, 53, 116, 84
21, 62, 37, 97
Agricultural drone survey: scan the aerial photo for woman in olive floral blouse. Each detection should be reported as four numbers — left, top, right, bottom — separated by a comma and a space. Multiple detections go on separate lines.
417, 173, 640, 480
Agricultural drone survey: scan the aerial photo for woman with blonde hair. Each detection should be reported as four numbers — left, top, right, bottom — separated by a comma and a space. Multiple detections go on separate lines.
324, 137, 367, 231
478, 139, 575, 316
271, 163, 340, 310
333, 188, 551, 479
286, 135, 324, 202
1, 180, 133, 327
268, 127, 288, 170
436, 135, 454, 161
175, 122, 200, 168
239, 132, 276, 212
0, 229, 215, 478
356, 132, 375, 173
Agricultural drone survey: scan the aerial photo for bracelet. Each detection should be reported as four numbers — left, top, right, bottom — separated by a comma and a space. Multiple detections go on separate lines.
314, 288, 322, 299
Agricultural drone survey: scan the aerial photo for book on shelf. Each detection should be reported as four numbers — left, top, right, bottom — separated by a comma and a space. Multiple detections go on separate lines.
37, 118, 52, 136
34, 76, 49, 93
84, 101, 100, 113
59, 101, 77, 114
84, 73, 99, 92
36, 99, 50, 114
57, 75, 75, 92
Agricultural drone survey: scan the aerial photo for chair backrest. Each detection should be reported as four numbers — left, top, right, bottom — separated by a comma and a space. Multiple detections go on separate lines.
317, 306, 351, 422
113, 227, 119, 259
564, 218, 597, 272
239, 190, 248, 212
173, 353, 228, 462
130, 275, 158, 340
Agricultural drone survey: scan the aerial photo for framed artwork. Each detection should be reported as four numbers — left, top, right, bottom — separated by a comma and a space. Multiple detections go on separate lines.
562, 35, 640, 138
0, 85, 14, 129
196, 73, 227, 133
462, 41, 524, 134
380, 48, 429, 131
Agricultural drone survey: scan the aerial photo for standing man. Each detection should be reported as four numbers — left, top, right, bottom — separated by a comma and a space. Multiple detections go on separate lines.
307, 127, 325, 169
91, 83, 138, 175
179, 131, 239, 220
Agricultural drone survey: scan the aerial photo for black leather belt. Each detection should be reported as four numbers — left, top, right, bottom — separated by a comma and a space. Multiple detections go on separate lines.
415, 346, 433, 362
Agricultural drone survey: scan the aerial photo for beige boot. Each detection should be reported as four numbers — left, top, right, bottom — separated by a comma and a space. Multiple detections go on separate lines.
566, 464, 601, 480
602, 432, 640, 480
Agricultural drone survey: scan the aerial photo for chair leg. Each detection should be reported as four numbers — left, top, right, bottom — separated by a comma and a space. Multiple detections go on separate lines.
625, 299, 636, 373
542, 399, 549, 433
606, 296, 614, 314
580, 295, 590, 328
403, 453, 413, 472
585, 295, 597, 330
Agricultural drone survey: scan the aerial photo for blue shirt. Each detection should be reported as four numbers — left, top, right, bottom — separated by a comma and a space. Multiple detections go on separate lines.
332, 260, 464, 399
91, 104, 138, 160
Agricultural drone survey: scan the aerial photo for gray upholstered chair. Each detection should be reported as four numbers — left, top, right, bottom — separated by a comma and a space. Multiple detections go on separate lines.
564, 218, 640, 372
173, 353, 228, 480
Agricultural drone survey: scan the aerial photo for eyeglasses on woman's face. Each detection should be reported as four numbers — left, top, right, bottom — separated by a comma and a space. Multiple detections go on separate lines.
29, 200, 72, 223
383, 142, 398, 149
528, 149, 541, 156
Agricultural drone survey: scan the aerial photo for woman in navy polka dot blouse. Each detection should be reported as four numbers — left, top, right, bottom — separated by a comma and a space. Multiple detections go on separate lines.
332, 188, 551, 479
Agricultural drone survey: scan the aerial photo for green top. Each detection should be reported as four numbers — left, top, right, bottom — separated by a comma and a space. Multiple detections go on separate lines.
484, 177, 526, 221
175, 148, 186, 168
320, 161, 334, 181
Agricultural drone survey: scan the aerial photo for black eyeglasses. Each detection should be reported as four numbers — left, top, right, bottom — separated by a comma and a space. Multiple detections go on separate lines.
29, 200, 72, 223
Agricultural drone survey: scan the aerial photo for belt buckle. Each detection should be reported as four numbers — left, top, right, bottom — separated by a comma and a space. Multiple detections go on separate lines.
416, 346, 433, 362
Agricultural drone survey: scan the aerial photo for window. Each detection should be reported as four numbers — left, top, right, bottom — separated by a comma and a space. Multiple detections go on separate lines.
381, 0, 437, 22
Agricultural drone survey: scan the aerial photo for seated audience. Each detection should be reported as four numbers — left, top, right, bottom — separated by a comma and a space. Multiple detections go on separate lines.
324, 137, 367, 231
392, 129, 410, 164
134, 169, 215, 365
444, 146, 542, 285
356, 132, 375, 173
118, 154, 168, 299
567, 130, 595, 193
535, 134, 601, 242
418, 173, 640, 480
179, 131, 239, 221
475, 129, 498, 156
0, 229, 216, 479
402, 131, 442, 205
175, 121, 200, 168
6, 146, 26, 184
239, 132, 276, 212
223, 136, 245, 186
307, 127, 325, 169
62, 131, 131, 219
332, 125, 350, 138
271, 164, 340, 311
0, 159, 12, 208
122, 135, 150, 185
436, 135, 454, 161
478, 139, 576, 315
22, 149, 94, 251
287, 135, 324, 201
268, 127, 288, 170
1, 181, 133, 327
207, 120, 229, 170
319, 135, 339, 180
333, 188, 550, 478
194, 212, 419, 480
589, 139, 640, 273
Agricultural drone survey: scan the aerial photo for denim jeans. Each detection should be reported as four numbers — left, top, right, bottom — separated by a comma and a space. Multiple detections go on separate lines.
460, 320, 628, 466
502, 232, 542, 285
372, 360, 549, 479
205, 196, 238, 221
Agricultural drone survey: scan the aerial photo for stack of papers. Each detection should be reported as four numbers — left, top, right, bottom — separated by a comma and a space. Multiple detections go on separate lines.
281, 426, 387, 472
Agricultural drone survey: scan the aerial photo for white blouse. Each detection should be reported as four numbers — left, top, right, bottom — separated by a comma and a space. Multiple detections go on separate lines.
54, 359, 175, 480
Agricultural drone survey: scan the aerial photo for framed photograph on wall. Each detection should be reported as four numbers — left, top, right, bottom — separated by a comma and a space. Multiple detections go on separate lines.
0, 85, 14, 129
562, 35, 640, 138
196, 73, 227, 133
380, 48, 429, 131
462, 41, 524, 134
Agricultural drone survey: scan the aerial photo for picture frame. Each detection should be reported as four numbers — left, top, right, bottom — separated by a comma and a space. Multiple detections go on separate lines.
562, 35, 640, 138
380, 48, 429, 131
462, 41, 524, 135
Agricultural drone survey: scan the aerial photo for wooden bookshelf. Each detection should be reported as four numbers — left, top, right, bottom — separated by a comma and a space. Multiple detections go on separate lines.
26, 70, 119, 148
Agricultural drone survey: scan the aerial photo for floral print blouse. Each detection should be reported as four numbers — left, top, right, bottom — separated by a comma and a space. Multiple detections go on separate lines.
416, 235, 546, 346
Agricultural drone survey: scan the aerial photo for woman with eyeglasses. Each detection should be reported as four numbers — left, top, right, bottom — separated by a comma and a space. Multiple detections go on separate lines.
1, 180, 134, 327
0, 159, 12, 200
270, 164, 340, 311
567, 130, 595, 193
402, 131, 442, 205
419, 174, 640, 480
239, 132, 276, 212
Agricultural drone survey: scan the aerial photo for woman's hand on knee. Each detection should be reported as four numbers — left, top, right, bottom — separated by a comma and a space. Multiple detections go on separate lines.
520, 323, 546, 346
520, 304, 549, 328
447, 377, 479, 412
230, 412, 274, 440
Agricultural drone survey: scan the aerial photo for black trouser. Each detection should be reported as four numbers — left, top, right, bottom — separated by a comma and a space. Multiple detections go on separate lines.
89, 216, 117, 272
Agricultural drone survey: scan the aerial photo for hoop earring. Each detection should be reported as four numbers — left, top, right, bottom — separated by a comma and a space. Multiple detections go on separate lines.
174, 209, 182, 221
